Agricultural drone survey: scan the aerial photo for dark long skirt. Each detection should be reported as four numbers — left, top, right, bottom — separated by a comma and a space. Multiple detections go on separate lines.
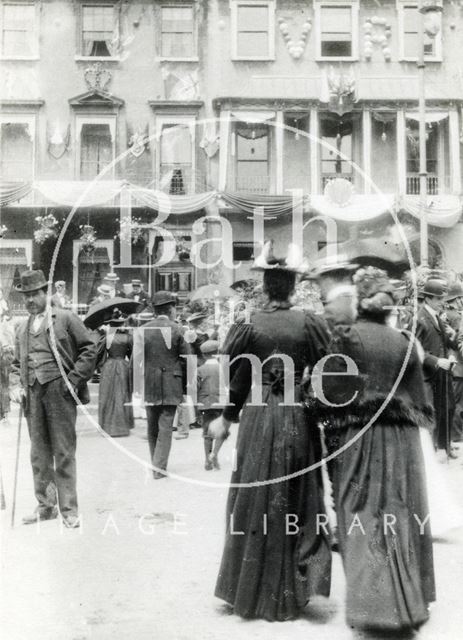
98, 358, 134, 437
215, 389, 332, 622
326, 424, 435, 631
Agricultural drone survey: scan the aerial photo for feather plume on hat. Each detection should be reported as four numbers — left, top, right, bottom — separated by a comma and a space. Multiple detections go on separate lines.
251, 240, 308, 273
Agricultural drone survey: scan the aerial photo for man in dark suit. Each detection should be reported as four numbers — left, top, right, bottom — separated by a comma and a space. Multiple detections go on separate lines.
10, 270, 97, 527
416, 278, 456, 455
133, 291, 190, 478
126, 279, 152, 310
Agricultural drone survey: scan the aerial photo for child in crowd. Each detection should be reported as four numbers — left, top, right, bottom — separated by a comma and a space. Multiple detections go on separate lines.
197, 340, 226, 470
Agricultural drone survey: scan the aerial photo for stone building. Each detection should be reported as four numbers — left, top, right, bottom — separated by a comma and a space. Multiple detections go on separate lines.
1, 0, 463, 307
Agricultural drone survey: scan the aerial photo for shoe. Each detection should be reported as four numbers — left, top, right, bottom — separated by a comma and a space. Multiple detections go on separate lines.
448, 449, 459, 460
204, 459, 213, 471
62, 514, 80, 529
209, 454, 220, 470
153, 471, 167, 480
190, 422, 201, 429
174, 433, 189, 440
22, 506, 59, 525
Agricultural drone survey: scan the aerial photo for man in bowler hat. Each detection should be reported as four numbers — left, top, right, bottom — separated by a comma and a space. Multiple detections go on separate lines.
10, 270, 97, 527
132, 291, 191, 478
416, 278, 456, 455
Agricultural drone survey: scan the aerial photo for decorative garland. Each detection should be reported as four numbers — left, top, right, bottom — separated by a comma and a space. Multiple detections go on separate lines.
278, 16, 312, 60
79, 224, 97, 256
364, 17, 392, 61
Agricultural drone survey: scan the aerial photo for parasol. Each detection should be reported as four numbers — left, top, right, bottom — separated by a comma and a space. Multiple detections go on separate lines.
190, 284, 239, 301
84, 297, 142, 330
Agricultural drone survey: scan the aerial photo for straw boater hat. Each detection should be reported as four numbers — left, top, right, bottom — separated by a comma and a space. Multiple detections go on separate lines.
187, 311, 208, 323
16, 270, 50, 292
97, 284, 113, 296
131, 279, 142, 286
104, 272, 120, 283
251, 240, 309, 274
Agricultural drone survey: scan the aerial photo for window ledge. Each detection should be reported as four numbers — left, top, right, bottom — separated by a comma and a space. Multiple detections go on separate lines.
317, 56, 358, 62
400, 57, 443, 63
158, 57, 199, 62
232, 56, 275, 62
74, 56, 120, 62
0, 56, 40, 61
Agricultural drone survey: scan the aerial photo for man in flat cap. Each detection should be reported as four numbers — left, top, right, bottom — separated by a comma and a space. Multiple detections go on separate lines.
10, 270, 97, 527
132, 291, 191, 478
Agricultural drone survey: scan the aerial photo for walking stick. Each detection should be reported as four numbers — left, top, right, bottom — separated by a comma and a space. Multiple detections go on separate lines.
444, 370, 450, 461
11, 402, 23, 527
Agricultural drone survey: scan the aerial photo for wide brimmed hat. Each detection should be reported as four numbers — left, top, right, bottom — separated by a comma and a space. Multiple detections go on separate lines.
304, 254, 359, 280
16, 270, 50, 293
97, 284, 112, 296
200, 339, 219, 355
251, 241, 308, 274
422, 279, 447, 298
445, 282, 463, 302
187, 311, 208, 323
152, 291, 177, 307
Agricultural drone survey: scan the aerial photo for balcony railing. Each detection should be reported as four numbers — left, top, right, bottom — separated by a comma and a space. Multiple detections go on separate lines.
235, 175, 270, 194
321, 174, 354, 189
406, 174, 439, 195
159, 164, 208, 195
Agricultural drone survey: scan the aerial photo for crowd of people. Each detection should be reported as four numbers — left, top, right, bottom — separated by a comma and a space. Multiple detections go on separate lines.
1, 244, 463, 633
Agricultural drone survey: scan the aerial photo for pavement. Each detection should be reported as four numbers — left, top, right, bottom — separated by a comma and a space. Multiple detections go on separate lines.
1, 386, 463, 640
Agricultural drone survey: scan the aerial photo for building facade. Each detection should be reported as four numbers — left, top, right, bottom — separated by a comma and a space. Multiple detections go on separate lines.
1, 0, 463, 308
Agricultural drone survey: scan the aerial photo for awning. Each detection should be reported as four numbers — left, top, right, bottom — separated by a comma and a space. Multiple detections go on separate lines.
405, 111, 449, 123
0, 247, 27, 265
401, 195, 462, 228
231, 111, 275, 123
310, 194, 395, 222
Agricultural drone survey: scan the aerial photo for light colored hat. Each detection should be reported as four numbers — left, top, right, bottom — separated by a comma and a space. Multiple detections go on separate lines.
97, 284, 112, 296
104, 272, 120, 283
200, 340, 219, 355
55, 280, 65, 287
251, 240, 309, 274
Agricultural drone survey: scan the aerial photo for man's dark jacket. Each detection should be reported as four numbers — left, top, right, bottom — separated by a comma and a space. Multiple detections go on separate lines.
132, 316, 191, 405
11, 308, 97, 404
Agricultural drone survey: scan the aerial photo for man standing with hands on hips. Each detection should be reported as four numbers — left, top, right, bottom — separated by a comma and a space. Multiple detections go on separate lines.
10, 270, 97, 527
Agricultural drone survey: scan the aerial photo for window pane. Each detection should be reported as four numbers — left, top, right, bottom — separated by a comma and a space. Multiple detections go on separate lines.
2, 3, 36, 56
404, 32, 418, 57
80, 123, 112, 179
237, 6, 268, 31
0, 122, 33, 181
321, 6, 351, 33
161, 125, 192, 164
321, 40, 352, 57
403, 7, 418, 34
236, 131, 268, 161
237, 31, 268, 57
162, 6, 193, 32
161, 32, 194, 57
82, 4, 114, 55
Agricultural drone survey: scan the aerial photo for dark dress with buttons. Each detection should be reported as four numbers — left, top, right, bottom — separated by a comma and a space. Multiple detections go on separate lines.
98, 330, 133, 437
214, 303, 332, 622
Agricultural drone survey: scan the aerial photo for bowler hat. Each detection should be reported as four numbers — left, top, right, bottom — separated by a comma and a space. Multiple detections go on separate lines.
152, 291, 177, 307
422, 279, 447, 298
200, 339, 219, 355
445, 282, 463, 302
16, 270, 50, 293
